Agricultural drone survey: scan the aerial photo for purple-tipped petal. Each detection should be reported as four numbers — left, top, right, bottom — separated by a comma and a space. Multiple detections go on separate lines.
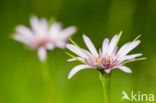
83, 35, 99, 57
68, 65, 91, 79
117, 66, 132, 73
38, 47, 47, 62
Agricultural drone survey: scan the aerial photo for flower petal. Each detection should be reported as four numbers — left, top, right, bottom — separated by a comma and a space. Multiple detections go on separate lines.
102, 38, 109, 55
117, 42, 131, 56
121, 53, 142, 61
119, 40, 140, 58
49, 22, 62, 36
108, 35, 118, 55
117, 66, 132, 73
59, 26, 76, 39
68, 65, 91, 79
46, 43, 54, 50
16, 25, 33, 38
38, 47, 47, 61
13, 34, 34, 47
124, 40, 140, 55
55, 41, 66, 48
66, 44, 88, 58
104, 69, 111, 74
30, 16, 48, 37
83, 35, 99, 57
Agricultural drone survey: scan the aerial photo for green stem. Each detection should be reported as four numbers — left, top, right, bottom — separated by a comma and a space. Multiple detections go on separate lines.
99, 73, 110, 103
41, 60, 55, 103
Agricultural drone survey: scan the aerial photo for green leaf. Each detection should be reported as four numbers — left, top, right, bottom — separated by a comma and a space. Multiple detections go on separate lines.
64, 51, 86, 64
115, 30, 123, 47
122, 57, 147, 65
132, 34, 142, 42
69, 38, 81, 48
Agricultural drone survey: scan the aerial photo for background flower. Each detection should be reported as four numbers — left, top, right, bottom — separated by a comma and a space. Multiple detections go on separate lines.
13, 16, 76, 61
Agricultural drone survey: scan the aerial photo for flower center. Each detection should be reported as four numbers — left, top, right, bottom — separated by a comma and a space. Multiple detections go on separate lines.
96, 56, 118, 70
36, 39, 51, 47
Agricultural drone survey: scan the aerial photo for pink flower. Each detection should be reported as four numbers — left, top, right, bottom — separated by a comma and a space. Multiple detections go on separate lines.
66, 32, 144, 79
13, 16, 76, 61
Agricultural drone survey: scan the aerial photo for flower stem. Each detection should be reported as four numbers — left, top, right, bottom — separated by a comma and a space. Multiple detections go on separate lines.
99, 73, 110, 103
41, 60, 55, 103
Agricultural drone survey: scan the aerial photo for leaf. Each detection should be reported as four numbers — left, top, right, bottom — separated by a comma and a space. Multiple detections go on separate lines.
122, 57, 147, 65
115, 30, 123, 47
132, 34, 142, 42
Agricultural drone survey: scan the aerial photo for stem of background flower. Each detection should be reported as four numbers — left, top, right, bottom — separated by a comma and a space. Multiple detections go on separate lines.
99, 73, 110, 103
41, 60, 55, 103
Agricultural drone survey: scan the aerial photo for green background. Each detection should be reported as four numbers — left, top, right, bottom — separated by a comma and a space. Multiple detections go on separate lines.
0, 0, 156, 103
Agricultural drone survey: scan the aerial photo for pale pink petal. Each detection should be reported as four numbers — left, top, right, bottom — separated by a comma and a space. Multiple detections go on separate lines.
59, 26, 76, 39
30, 16, 40, 32
117, 66, 132, 73
30, 16, 48, 37
67, 57, 84, 62
46, 43, 54, 50
66, 44, 88, 58
39, 18, 48, 36
68, 65, 91, 79
38, 47, 47, 61
55, 41, 66, 48
108, 35, 118, 55
13, 34, 34, 47
102, 38, 109, 55
83, 35, 99, 57
49, 22, 62, 36
16, 25, 33, 38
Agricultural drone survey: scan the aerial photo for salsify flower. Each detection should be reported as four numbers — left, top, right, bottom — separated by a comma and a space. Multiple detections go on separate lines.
66, 32, 146, 79
13, 16, 76, 61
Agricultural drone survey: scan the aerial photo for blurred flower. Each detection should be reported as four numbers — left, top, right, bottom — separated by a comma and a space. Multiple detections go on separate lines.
13, 16, 76, 61
66, 32, 145, 79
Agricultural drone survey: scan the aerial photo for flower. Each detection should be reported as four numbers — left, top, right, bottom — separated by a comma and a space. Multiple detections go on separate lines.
13, 16, 76, 61
66, 32, 145, 79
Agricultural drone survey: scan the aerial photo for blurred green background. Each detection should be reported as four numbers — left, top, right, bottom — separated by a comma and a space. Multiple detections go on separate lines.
0, 0, 156, 103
